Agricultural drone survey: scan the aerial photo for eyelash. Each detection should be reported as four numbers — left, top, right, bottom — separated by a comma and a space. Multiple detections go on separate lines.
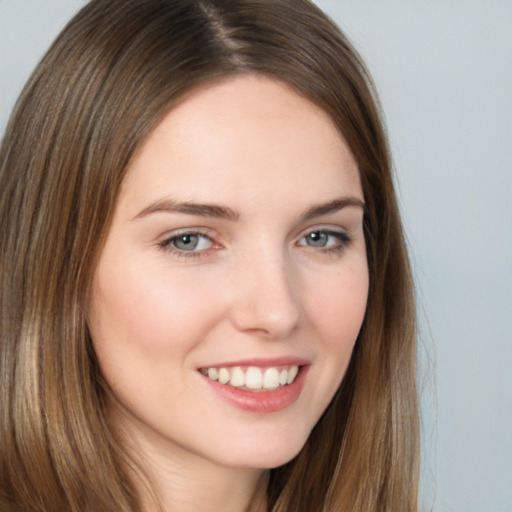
157, 228, 352, 259
299, 229, 353, 256
157, 230, 215, 259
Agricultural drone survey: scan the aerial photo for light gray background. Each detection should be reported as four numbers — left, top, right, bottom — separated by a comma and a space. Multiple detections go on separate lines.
1, 1, 511, 511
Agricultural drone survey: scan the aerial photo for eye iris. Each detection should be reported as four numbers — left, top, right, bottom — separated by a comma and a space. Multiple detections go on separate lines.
174, 234, 199, 251
307, 231, 328, 247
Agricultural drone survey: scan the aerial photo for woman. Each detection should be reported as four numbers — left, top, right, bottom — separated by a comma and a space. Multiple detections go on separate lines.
0, 0, 419, 511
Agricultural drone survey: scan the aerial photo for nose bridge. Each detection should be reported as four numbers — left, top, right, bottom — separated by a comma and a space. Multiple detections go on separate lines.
229, 242, 301, 338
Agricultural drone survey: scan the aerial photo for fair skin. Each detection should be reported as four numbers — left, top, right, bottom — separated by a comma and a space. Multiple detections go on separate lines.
88, 75, 368, 512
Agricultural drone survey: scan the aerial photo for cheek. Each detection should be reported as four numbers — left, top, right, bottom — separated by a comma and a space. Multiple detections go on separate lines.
307, 261, 369, 346
280, 258, 369, 436
88, 257, 225, 371
302, 259, 369, 402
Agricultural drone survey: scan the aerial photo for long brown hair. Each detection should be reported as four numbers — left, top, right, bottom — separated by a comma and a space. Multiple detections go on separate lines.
0, 1, 419, 510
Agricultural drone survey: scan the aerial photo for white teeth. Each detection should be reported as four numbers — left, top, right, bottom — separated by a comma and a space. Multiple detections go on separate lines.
230, 367, 245, 387
263, 368, 280, 390
201, 364, 300, 391
245, 367, 263, 389
207, 368, 219, 380
218, 367, 230, 384
287, 365, 299, 384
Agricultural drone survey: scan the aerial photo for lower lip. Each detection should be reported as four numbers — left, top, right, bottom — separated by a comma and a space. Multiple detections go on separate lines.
201, 366, 309, 413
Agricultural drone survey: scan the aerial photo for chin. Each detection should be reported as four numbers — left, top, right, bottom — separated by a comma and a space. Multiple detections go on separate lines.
215, 431, 309, 470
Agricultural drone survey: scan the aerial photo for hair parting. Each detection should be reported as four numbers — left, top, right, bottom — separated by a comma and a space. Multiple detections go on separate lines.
0, 1, 419, 510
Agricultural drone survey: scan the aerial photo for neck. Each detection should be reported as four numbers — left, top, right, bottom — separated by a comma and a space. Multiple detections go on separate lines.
139, 459, 268, 512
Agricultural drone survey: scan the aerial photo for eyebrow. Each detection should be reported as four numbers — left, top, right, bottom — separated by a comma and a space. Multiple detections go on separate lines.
134, 199, 239, 221
301, 197, 365, 221
133, 196, 365, 222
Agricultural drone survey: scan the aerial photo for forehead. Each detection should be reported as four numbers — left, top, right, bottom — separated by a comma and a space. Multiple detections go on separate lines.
119, 75, 362, 215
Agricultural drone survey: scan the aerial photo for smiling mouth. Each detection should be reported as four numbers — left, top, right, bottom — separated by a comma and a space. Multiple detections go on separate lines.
199, 365, 300, 392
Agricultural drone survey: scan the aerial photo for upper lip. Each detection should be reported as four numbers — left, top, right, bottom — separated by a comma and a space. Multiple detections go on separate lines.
198, 356, 311, 369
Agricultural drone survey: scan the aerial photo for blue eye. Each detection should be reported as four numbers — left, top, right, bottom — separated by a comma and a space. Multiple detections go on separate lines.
160, 232, 213, 253
304, 231, 330, 247
299, 230, 351, 251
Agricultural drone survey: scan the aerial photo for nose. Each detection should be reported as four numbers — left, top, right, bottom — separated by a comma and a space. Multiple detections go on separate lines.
227, 250, 302, 340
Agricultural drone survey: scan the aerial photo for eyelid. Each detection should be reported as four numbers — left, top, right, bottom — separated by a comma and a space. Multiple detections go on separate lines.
297, 224, 351, 240
157, 227, 220, 258
156, 224, 354, 260
296, 225, 353, 252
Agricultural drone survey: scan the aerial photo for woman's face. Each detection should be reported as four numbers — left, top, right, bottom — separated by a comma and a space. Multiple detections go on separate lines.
88, 75, 368, 470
